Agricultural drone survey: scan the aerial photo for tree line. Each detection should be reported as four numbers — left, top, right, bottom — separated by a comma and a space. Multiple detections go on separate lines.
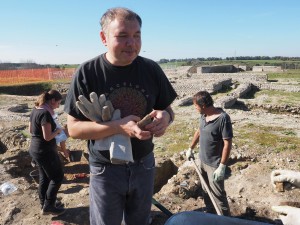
0, 62, 78, 71
158, 56, 300, 64
0, 62, 60, 70
1, 56, 300, 70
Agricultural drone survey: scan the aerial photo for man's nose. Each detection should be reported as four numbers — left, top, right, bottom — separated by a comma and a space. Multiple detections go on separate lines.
126, 37, 136, 46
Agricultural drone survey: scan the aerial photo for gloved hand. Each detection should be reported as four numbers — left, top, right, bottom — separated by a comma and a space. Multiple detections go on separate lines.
272, 206, 300, 225
76, 92, 133, 164
186, 148, 195, 161
213, 163, 226, 181
271, 170, 300, 188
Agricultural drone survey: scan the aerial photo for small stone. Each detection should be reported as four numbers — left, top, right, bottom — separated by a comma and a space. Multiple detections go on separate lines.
275, 182, 284, 192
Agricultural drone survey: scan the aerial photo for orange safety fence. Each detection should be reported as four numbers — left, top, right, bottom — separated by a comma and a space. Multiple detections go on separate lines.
0, 68, 76, 85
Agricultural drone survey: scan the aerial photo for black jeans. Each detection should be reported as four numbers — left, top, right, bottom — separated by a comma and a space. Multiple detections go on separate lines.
34, 151, 64, 207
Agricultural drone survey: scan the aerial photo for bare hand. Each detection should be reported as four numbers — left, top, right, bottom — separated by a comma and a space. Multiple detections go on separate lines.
145, 110, 170, 137
63, 149, 70, 158
120, 115, 152, 140
56, 128, 63, 135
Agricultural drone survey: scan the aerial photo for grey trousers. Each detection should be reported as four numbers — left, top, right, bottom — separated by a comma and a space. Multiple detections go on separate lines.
199, 161, 230, 216
89, 152, 155, 225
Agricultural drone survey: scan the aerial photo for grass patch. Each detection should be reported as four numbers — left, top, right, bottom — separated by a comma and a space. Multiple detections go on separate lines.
20, 130, 31, 138
252, 90, 300, 106
234, 123, 300, 154
282, 130, 297, 136
159, 62, 186, 69
154, 121, 198, 157
268, 69, 300, 80
156, 117, 300, 158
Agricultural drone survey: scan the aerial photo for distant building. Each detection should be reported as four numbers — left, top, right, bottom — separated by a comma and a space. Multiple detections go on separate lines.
197, 65, 239, 73
252, 66, 282, 72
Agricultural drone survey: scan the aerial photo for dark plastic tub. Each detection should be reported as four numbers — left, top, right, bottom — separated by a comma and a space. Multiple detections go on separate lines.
69, 150, 83, 162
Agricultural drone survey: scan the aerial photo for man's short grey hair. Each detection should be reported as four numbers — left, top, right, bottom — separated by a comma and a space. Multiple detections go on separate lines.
100, 7, 142, 33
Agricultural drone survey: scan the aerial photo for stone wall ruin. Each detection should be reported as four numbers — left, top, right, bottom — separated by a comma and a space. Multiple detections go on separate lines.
164, 66, 299, 109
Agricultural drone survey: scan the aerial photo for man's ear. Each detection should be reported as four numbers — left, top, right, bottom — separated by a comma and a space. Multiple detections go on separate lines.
100, 31, 107, 46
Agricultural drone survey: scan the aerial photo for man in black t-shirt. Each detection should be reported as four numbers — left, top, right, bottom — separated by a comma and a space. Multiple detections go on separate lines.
64, 7, 177, 225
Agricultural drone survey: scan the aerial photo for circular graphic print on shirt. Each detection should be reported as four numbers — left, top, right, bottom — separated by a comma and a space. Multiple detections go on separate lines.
108, 86, 147, 118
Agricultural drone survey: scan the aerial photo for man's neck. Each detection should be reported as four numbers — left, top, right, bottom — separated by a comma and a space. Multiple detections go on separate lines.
204, 106, 218, 116
204, 106, 222, 121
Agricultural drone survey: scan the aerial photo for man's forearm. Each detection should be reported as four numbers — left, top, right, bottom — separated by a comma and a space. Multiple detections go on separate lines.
220, 138, 232, 164
67, 115, 121, 140
190, 129, 200, 149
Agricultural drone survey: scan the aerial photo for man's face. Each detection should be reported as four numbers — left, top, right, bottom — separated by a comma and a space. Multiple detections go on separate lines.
101, 18, 141, 66
193, 101, 204, 114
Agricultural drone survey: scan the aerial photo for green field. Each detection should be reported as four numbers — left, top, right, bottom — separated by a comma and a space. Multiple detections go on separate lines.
268, 69, 300, 80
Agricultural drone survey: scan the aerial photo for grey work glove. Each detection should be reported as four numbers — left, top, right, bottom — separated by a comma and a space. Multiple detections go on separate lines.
76, 92, 114, 150
109, 109, 133, 164
76, 92, 108, 122
213, 163, 226, 181
271, 170, 300, 188
76, 92, 133, 164
272, 206, 300, 225
186, 147, 195, 161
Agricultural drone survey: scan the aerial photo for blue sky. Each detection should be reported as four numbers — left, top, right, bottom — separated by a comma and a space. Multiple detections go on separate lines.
1, 0, 299, 64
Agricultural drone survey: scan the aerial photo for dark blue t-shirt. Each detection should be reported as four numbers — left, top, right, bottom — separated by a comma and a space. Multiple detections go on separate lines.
199, 110, 233, 168
64, 54, 177, 166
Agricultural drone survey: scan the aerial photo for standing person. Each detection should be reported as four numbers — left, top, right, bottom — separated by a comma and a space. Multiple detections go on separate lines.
29, 90, 66, 215
186, 91, 232, 216
64, 7, 177, 225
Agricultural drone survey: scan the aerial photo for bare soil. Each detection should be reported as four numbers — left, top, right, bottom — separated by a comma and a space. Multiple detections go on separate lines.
0, 89, 299, 225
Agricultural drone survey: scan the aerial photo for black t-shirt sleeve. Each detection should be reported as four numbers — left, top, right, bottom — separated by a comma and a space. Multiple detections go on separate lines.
30, 109, 56, 136
64, 56, 106, 121
152, 62, 177, 110
221, 113, 233, 139
41, 111, 52, 126
64, 67, 90, 121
